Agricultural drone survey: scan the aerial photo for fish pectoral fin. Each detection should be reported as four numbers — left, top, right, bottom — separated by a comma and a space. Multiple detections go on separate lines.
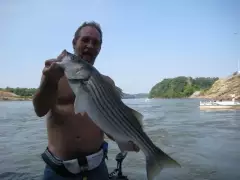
131, 108, 144, 127
73, 87, 89, 114
125, 106, 144, 127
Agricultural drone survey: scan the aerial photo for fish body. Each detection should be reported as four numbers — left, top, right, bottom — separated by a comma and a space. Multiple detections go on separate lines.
57, 50, 180, 180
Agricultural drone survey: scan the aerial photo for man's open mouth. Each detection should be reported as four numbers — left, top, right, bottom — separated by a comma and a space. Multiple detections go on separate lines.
82, 53, 93, 62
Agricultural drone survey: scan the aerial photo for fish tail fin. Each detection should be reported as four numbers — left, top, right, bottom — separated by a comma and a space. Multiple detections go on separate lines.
146, 146, 181, 180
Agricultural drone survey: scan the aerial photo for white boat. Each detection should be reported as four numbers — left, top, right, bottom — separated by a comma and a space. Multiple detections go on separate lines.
201, 60, 240, 110
200, 95, 240, 110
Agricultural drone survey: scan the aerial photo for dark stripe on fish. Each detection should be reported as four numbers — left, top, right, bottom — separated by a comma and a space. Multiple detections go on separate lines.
89, 76, 133, 138
91, 74, 155, 153
87, 77, 130, 137
90, 75, 134, 137
94, 75, 158, 154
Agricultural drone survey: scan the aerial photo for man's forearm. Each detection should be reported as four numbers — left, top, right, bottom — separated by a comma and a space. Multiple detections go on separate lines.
32, 77, 58, 117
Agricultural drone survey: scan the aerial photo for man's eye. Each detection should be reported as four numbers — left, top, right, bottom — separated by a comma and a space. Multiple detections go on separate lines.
92, 40, 99, 46
82, 37, 89, 43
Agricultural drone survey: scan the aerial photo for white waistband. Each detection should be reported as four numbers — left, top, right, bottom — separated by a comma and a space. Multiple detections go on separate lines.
62, 149, 104, 174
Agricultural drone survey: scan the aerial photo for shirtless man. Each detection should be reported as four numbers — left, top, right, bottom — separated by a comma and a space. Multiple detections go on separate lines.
32, 21, 139, 180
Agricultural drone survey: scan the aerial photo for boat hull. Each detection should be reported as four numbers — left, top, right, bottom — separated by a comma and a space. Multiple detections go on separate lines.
199, 100, 240, 110
200, 105, 240, 110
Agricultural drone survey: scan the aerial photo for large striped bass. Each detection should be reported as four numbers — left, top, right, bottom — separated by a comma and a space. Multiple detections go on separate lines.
57, 50, 181, 180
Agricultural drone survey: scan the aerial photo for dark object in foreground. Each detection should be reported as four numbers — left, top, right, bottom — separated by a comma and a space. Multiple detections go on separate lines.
109, 152, 128, 180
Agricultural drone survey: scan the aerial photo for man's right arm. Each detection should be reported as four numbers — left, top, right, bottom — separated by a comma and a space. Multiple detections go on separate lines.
33, 52, 66, 117
32, 74, 58, 117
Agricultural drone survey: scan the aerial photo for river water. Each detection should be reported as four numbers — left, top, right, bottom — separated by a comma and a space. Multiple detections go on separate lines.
0, 99, 240, 180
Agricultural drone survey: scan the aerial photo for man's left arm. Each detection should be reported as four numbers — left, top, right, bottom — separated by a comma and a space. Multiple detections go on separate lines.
103, 75, 140, 152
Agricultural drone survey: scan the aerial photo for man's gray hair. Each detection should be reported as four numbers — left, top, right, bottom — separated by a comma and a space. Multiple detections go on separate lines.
73, 21, 103, 45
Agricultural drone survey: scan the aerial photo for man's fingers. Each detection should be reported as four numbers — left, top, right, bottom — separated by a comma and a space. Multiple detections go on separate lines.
42, 66, 49, 76
45, 59, 57, 67
44, 50, 67, 69
128, 141, 140, 152
132, 143, 140, 152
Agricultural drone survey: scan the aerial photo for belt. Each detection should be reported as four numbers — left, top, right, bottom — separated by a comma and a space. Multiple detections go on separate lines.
41, 144, 107, 177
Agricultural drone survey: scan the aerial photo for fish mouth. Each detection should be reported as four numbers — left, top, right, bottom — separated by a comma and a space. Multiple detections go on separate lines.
69, 78, 89, 85
80, 79, 89, 85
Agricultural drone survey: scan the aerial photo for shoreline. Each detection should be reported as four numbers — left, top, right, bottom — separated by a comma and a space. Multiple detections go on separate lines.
199, 105, 240, 110
0, 98, 32, 101
149, 96, 212, 100
0, 96, 238, 102
150, 96, 240, 101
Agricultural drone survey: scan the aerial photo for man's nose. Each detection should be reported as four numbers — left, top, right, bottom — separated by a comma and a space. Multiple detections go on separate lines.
86, 41, 94, 49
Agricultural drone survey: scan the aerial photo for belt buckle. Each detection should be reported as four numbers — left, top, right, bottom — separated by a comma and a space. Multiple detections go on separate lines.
80, 165, 89, 172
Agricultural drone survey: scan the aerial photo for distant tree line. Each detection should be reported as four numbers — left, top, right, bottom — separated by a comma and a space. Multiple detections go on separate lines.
1, 76, 218, 99
0, 87, 37, 97
149, 76, 219, 98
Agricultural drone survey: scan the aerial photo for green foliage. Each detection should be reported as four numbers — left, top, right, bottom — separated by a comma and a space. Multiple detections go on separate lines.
0, 87, 37, 97
149, 76, 218, 98
192, 77, 219, 89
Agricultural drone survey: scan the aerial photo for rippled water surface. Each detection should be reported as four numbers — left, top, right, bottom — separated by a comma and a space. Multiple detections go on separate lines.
0, 99, 240, 180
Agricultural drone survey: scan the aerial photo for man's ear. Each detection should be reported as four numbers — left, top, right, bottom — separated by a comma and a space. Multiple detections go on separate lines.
97, 45, 102, 54
72, 38, 76, 50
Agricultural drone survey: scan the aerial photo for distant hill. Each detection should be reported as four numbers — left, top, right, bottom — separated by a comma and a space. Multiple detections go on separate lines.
122, 93, 149, 99
149, 76, 218, 98
0, 87, 37, 97
134, 93, 149, 98
199, 73, 240, 101
0, 87, 148, 101
0, 90, 31, 101
122, 93, 135, 99
0, 90, 19, 98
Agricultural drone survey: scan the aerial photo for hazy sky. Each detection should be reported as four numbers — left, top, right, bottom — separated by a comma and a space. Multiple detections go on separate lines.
0, 0, 239, 93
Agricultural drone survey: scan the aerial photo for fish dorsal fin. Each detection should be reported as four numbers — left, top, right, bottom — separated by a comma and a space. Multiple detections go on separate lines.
129, 107, 144, 127
101, 75, 123, 99
114, 86, 124, 99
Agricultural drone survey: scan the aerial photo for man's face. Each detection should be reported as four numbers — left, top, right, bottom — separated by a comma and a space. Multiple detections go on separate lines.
73, 26, 102, 65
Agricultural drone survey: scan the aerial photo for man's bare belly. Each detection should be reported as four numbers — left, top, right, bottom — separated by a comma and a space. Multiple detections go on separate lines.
46, 103, 104, 160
